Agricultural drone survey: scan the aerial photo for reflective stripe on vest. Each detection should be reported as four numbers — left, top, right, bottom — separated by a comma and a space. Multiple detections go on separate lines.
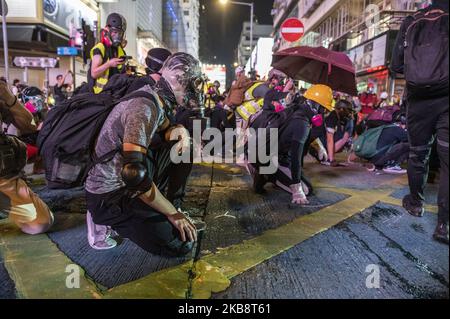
236, 82, 264, 121
91, 43, 126, 94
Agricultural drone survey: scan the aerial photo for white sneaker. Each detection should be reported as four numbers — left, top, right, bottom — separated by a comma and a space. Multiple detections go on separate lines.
86, 211, 117, 250
383, 165, 406, 174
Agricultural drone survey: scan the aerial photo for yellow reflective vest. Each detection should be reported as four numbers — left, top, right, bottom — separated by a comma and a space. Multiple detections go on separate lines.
90, 43, 126, 94
236, 81, 265, 121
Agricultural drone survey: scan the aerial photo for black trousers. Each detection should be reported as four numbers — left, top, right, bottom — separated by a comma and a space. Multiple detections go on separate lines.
86, 143, 194, 256
371, 142, 410, 169
407, 94, 449, 223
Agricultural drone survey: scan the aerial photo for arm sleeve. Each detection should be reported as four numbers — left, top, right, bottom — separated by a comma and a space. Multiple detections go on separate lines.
122, 98, 159, 148
390, 16, 414, 75
289, 121, 310, 184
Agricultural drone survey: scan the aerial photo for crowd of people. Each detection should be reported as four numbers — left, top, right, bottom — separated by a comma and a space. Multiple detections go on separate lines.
0, 0, 448, 262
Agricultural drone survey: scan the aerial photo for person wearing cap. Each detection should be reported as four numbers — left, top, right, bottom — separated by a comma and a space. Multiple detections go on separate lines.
89, 13, 128, 94
324, 99, 355, 165
247, 84, 334, 205
125, 48, 172, 95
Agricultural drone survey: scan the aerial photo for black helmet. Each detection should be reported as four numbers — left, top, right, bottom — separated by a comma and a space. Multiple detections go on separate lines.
21, 86, 43, 103
106, 13, 127, 32
145, 48, 172, 74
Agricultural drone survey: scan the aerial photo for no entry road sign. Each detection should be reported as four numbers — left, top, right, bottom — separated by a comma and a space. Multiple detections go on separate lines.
281, 18, 304, 43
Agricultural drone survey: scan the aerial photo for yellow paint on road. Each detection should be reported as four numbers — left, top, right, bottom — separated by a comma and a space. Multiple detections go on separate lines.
0, 220, 101, 299
0, 168, 439, 299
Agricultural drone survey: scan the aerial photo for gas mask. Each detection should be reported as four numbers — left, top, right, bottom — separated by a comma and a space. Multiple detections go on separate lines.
160, 52, 204, 110
23, 95, 44, 114
101, 27, 125, 47
306, 100, 324, 127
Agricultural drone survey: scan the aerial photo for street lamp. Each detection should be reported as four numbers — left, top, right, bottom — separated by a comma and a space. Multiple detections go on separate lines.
219, 0, 254, 71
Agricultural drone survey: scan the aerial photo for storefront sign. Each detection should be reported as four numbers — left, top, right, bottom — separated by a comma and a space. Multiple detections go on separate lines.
44, 0, 97, 35
57, 47, 78, 56
347, 34, 387, 74
13, 56, 58, 68
1, 0, 37, 19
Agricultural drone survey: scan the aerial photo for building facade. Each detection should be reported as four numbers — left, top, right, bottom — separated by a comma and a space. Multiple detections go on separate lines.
271, 0, 433, 96
180, 0, 199, 59
237, 22, 273, 68
163, 0, 199, 58
1, 0, 99, 88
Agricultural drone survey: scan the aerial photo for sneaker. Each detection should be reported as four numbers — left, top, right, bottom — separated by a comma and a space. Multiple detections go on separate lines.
86, 211, 117, 250
402, 194, 424, 217
383, 164, 406, 174
179, 209, 206, 232
433, 222, 449, 245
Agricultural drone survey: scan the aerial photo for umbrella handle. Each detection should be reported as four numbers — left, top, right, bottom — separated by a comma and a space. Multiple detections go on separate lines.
328, 63, 332, 76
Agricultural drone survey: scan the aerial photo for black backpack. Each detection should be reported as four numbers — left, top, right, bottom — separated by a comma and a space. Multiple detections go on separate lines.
37, 75, 159, 189
404, 9, 449, 96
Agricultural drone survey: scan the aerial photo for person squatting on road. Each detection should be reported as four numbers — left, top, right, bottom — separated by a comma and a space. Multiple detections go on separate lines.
85, 53, 204, 256
247, 84, 334, 205
0, 80, 54, 235
391, 0, 449, 244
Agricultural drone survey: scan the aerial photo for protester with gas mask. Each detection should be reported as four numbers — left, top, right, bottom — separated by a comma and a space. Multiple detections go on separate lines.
0, 80, 54, 235
89, 13, 128, 94
247, 84, 334, 205
85, 53, 205, 255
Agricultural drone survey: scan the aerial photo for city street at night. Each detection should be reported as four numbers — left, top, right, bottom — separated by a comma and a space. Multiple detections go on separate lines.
0, 0, 448, 304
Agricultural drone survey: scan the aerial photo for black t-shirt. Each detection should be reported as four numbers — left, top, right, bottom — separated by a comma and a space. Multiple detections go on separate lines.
53, 85, 65, 102
325, 111, 350, 134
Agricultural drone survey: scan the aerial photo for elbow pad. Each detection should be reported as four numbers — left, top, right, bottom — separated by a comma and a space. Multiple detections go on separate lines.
121, 151, 153, 192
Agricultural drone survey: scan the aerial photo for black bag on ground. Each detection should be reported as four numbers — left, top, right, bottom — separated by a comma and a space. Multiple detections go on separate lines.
37, 75, 158, 189
404, 9, 449, 96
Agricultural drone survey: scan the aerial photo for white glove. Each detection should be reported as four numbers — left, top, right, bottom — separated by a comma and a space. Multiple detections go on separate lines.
311, 138, 328, 162
290, 183, 309, 205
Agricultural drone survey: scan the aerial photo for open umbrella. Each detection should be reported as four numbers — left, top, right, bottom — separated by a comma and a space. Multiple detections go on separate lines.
272, 46, 357, 96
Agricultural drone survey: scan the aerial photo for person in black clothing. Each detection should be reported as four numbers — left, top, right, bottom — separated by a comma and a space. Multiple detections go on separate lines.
355, 116, 409, 174
324, 100, 355, 165
247, 84, 334, 205
53, 71, 72, 105
391, 0, 449, 244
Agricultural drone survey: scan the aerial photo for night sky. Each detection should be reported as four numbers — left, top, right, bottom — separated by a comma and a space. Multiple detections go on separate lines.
199, 0, 274, 85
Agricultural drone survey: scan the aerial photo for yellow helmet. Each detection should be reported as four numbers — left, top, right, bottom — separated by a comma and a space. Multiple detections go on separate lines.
304, 84, 334, 111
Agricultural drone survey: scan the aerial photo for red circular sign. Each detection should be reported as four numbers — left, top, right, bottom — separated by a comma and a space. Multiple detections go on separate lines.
281, 18, 304, 42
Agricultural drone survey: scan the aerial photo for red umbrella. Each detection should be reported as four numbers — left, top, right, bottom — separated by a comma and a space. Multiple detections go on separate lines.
272, 46, 358, 96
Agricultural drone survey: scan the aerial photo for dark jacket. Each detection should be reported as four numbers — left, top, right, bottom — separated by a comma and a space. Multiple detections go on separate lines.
390, 0, 449, 75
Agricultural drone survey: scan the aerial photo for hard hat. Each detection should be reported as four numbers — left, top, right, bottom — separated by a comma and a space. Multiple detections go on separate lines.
304, 84, 334, 111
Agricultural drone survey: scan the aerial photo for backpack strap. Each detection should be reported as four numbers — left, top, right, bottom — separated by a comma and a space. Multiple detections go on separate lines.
90, 89, 163, 166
